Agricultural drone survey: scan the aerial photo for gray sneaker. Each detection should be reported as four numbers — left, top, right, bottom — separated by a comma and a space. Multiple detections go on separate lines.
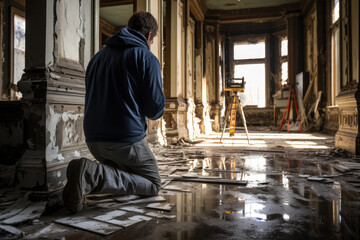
62, 158, 89, 213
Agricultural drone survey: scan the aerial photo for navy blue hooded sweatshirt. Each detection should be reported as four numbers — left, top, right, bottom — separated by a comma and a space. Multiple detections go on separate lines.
84, 28, 165, 143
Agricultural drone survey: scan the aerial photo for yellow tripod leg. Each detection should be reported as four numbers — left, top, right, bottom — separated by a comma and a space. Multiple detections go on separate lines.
236, 97, 251, 144
229, 95, 237, 137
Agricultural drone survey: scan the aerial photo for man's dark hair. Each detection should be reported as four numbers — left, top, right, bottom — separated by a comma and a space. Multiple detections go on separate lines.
128, 11, 158, 41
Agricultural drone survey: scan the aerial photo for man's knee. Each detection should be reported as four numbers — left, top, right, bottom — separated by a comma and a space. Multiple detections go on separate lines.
152, 184, 161, 196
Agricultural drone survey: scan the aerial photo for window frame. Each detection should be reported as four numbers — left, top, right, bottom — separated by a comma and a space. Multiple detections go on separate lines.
10, 6, 25, 100
330, 0, 340, 106
0, 2, 3, 99
280, 37, 288, 86
230, 37, 268, 108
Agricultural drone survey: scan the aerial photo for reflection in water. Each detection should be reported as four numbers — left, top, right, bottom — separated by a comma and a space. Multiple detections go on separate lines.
169, 154, 359, 239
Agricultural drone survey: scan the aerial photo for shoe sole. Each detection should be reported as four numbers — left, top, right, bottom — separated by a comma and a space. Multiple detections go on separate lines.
62, 158, 88, 213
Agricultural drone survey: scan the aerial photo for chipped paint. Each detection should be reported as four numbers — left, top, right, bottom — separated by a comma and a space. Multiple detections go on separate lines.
46, 105, 84, 162
59, 0, 82, 61
77, 0, 85, 39
57, 154, 65, 161
186, 98, 200, 140
74, 151, 81, 157
46, 106, 61, 161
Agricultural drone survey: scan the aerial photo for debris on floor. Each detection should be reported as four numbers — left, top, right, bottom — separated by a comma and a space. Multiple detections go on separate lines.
120, 206, 146, 213
25, 223, 68, 239
117, 195, 166, 205
1, 132, 360, 239
0, 224, 24, 238
55, 216, 123, 236
53, 193, 174, 236
92, 210, 147, 228
0, 191, 47, 238
146, 202, 175, 211
173, 176, 248, 185
2, 201, 47, 225
0, 192, 31, 221
145, 212, 176, 219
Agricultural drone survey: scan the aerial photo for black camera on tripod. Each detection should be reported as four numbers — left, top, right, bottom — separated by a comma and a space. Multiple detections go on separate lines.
225, 77, 245, 92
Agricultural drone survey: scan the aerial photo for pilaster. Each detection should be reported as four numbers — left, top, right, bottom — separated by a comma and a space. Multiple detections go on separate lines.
334, 0, 360, 155
16, 0, 94, 191
134, 0, 166, 145
163, 0, 189, 141
285, 12, 302, 86
163, 98, 188, 143
204, 22, 221, 131
194, 20, 210, 134
335, 90, 359, 154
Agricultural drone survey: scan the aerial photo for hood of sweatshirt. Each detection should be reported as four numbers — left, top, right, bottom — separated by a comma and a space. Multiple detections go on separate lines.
105, 27, 149, 50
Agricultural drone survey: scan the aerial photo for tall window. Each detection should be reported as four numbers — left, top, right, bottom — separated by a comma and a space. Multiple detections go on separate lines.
233, 40, 266, 107
10, 7, 25, 100
330, 0, 340, 105
0, 2, 3, 99
280, 38, 288, 86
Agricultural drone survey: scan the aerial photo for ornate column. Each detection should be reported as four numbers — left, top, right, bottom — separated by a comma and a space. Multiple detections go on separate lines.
185, 14, 199, 139
204, 22, 220, 132
134, 0, 166, 145
194, 21, 210, 134
335, 0, 359, 155
285, 12, 302, 86
163, 0, 188, 143
17, 0, 95, 191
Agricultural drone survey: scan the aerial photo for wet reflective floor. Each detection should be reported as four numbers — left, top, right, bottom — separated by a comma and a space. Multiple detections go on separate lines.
147, 154, 359, 240
31, 152, 360, 240
14, 132, 360, 240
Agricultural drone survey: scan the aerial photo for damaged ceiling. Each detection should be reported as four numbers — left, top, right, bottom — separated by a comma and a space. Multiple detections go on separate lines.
100, 4, 133, 27
205, 0, 300, 10
99, 0, 302, 27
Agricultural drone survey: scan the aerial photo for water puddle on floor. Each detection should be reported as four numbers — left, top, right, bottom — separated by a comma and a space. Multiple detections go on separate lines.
63, 154, 360, 239
156, 154, 360, 239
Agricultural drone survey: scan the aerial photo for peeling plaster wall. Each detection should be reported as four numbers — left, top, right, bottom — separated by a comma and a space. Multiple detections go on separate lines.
176, 102, 188, 139
351, 0, 358, 84
323, 107, 339, 135
186, 98, 200, 140
83, 0, 94, 68
46, 104, 85, 163
204, 25, 221, 132
185, 19, 200, 140
7, 0, 95, 191
59, 0, 82, 62
194, 50, 212, 135
304, 9, 318, 95
205, 40, 215, 104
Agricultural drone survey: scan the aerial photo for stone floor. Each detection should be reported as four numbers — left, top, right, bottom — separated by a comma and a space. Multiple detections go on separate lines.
1, 130, 360, 239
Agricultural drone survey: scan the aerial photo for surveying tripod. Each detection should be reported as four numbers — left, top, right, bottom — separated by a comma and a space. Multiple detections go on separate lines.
219, 78, 251, 144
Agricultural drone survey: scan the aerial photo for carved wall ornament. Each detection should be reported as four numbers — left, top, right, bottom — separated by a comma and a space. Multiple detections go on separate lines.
179, 1, 183, 17
205, 25, 214, 34
339, 111, 358, 128
64, 119, 80, 145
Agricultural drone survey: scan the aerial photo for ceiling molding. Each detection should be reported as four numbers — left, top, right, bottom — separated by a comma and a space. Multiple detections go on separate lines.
100, 18, 117, 35
220, 20, 286, 36
190, 0, 207, 21
14, 0, 25, 7
100, 0, 133, 8
205, 3, 300, 24
300, 0, 315, 15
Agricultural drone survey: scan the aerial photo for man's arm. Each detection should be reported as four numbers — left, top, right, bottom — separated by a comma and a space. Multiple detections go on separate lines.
141, 54, 165, 120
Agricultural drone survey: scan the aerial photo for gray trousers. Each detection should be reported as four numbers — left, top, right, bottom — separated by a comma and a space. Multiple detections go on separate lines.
86, 139, 161, 196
